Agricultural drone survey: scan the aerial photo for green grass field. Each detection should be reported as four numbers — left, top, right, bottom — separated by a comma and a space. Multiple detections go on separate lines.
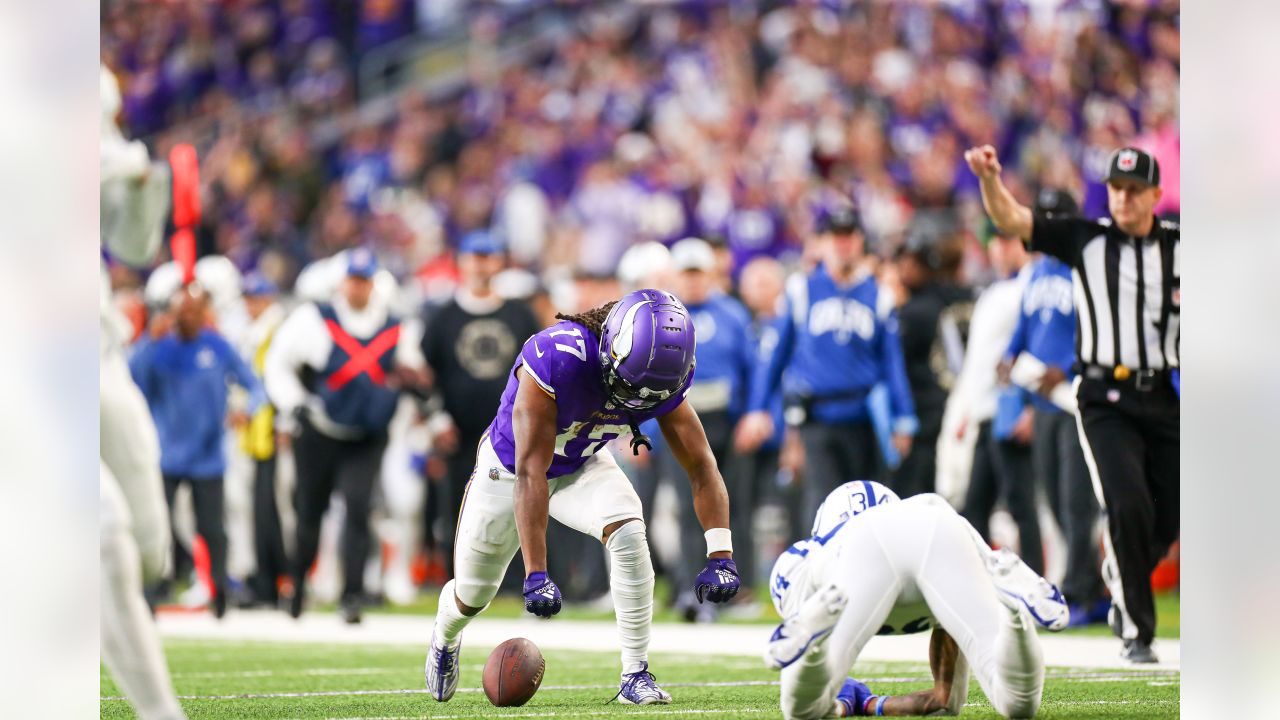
101, 639, 1179, 719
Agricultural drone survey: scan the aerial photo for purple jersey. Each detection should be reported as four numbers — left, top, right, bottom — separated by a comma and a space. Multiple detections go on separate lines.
486, 321, 691, 479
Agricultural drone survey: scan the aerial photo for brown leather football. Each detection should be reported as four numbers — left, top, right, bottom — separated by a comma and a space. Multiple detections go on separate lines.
482, 637, 545, 707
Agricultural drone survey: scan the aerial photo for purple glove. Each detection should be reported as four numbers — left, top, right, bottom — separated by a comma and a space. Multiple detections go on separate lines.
522, 571, 562, 617
695, 557, 740, 603
835, 677, 875, 716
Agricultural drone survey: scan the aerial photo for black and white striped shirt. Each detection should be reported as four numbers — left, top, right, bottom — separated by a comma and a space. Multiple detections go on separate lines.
1029, 214, 1180, 371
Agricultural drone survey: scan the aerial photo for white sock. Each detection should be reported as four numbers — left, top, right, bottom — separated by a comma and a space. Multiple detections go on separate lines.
434, 579, 475, 648
607, 521, 654, 676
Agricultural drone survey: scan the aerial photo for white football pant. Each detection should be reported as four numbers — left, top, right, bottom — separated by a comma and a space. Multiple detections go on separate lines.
781, 495, 1043, 720
441, 436, 654, 674
100, 350, 185, 719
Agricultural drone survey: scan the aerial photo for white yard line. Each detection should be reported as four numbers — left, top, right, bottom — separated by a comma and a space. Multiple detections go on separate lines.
156, 609, 1181, 671
102, 670, 1176, 702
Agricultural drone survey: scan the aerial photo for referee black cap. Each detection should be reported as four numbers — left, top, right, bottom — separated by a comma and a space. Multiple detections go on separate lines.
1035, 188, 1080, 218
1106, 147, 1161, 188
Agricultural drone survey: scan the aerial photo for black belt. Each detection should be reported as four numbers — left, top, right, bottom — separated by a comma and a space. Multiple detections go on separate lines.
1079, 364, 1171, 393
784, 388, 872, 425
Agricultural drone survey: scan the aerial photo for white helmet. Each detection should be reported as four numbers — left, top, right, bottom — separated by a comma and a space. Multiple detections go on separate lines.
811, 480, 899, 538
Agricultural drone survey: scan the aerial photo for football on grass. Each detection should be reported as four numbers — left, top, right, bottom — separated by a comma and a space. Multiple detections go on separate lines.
483, 637, 545, 707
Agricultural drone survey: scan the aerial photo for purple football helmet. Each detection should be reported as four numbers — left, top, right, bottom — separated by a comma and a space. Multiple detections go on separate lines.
598, 289, 696, 411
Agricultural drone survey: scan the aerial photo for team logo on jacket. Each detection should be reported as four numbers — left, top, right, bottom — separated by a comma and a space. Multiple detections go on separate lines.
808, 298, 875, 343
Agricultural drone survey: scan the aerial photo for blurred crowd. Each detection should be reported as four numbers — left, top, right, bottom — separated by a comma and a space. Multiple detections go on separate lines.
104, 0, 1179, 620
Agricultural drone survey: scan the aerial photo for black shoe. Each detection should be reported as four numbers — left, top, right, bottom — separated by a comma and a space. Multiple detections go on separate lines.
1120, 639, 1158, 664
339, 597, 362, 625
212, 588, 227, 620
288, 584, 305, 619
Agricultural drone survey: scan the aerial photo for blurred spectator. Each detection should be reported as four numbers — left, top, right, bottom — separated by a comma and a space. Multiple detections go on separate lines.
233, 274, 290, 608
740, 208, 917, 522
130, 285, 266, 618
658, 239, 755, 620
890, 220, 972, 498
419, 232, 539, 575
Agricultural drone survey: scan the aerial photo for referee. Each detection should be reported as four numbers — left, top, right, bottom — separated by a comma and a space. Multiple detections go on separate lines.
966, 145, 1179, 664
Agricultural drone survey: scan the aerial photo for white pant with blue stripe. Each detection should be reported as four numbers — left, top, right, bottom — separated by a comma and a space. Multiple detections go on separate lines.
780, 495, 1044, 719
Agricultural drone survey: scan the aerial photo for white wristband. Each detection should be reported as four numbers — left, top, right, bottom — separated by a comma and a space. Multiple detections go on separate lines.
705, 528, 733, 556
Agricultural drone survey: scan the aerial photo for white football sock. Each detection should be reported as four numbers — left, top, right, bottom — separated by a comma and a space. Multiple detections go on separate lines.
434, 579, 475, 648
607, 521, 654, 676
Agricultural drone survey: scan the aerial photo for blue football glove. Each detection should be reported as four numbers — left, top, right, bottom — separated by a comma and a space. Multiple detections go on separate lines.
835, 677, 875, 716
522, 571, 562, 618
695, 557, 740, 603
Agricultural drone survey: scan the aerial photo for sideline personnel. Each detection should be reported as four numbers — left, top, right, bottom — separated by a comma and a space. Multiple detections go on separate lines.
265, 248, 426, 623
966, 144, 1179, 664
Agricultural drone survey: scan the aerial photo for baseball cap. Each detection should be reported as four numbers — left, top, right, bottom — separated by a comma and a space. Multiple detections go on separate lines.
242, 271, 278, 297
1105, 147, 1161, 188
818, 206, 862, 235
346, 247, 379, 278
458, 230, 506, 256
670, 237, 715, 272
1034, 188, 1080, 217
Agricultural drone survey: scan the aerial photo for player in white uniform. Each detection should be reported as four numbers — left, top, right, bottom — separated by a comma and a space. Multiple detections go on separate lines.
766, 481, 1067, 719
99, 64, 187, 720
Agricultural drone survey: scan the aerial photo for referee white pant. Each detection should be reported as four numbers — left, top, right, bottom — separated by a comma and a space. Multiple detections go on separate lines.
100, 349, 185, 720
781, 496, 1044, 720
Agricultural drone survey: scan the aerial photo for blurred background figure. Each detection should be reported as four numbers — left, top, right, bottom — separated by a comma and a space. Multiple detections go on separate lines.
265, 248, 426, 623
739, 208, 917, 523
233, 273, 289, 609
891, 220, 971, 498
130, 285, 266, 618
659, 238, 754, 620
950, 225, 1043, 575
420, 231, 539, 577
734, 256, 807, 564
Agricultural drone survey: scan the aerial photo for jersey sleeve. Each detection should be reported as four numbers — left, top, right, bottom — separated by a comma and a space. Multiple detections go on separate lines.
518, 323, 594, 400
1028, 215, 1100, 265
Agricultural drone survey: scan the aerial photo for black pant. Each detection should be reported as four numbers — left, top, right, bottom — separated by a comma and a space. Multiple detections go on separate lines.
892, 409, 942, 498
797, 420, 879, 523
291, 420, 387, 602
251, 456, 288, 604
1077, 377, 1179, 645
961, 421, 1043, 575
1032, 408, 1103, 605
162, 474, 228, 594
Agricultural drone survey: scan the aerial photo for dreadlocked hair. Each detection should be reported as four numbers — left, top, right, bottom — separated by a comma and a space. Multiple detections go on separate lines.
555, 300, 619, 336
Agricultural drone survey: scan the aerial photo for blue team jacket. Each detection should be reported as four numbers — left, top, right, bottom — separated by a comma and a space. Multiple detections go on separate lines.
1006, 256, 1076, 413
748, 264, 917, 433
684, 293, 754, 419
130, 329, 265, 478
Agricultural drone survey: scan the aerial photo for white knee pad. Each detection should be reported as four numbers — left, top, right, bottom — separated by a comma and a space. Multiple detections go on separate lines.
606, 519, 649, 561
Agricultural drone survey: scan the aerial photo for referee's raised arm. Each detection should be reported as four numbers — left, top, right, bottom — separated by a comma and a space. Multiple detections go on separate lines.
964, 145, 1033, 241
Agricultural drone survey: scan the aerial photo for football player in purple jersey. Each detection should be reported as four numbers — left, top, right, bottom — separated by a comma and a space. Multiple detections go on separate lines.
424, 289, 741, 705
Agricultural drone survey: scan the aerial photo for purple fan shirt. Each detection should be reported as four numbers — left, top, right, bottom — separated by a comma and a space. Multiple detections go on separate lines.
486, 321, 692, 479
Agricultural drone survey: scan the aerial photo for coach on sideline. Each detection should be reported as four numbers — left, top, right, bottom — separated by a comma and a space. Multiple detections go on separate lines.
965, 145, 1179, 664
